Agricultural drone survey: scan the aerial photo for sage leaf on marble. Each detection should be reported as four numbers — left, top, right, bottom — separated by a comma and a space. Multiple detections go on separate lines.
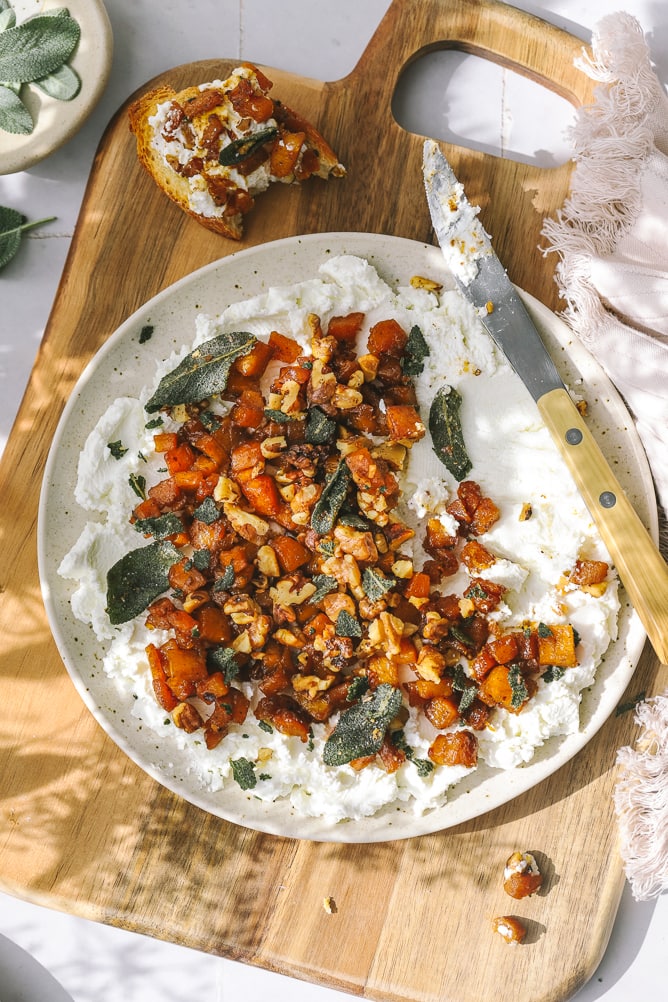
145, 331, 257, 412
0, 84, 32, 134
0, 205, 56, 271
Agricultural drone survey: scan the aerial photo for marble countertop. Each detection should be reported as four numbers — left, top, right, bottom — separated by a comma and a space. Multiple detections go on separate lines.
1, 1, 666, 1000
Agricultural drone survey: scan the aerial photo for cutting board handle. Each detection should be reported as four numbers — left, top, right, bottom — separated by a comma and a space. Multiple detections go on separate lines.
347, 0, 596, 120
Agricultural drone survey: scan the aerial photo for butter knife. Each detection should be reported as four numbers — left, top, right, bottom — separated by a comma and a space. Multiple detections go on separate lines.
423, 138, 668, 664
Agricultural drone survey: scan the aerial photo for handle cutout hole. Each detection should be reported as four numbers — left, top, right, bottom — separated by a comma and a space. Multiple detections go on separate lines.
392, 50, 577, 167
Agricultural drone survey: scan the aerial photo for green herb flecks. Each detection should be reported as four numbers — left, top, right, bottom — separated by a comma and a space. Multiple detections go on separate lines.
401, 325, 430, 375
323, 684, 403, 766
310, 460, 351, 534
305, 406, 336, 444
362, 567, 395, 602
230, 757, 257, 790
428, 384, 472, 481
145, 331, 257, 413
390, 729, 435, 775
128, 473, 147, 499
541, 665, 566, 684
218, 126, 278, 166
0, 204, 56, 270
134, 512, 183, 540
0, 8, 81, 135
106, 540, 179, 625
139, 324, 154, 344
107, 440, 128, 460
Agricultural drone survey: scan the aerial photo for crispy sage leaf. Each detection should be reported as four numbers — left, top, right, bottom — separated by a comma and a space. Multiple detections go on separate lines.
309, 573, 338, 604
401, 324, 430, 375
305, 406, 336, 444
34, 61, 81, 100
219, 127, 278, 166
428, 384, 472, 481
207, 645, 240, 682
335, 609, 362, 639
0, 14, 80, 83
134, 512, 183, 540
323, 684, 402, 766
362, 567, 395, 602
310, 460, 351, 534
106, 540, 179, 625
145, 331, 257, 412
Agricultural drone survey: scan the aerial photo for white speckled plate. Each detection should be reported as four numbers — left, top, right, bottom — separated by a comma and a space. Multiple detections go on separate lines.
37, 232, 656, 842
0, 0, 112, 175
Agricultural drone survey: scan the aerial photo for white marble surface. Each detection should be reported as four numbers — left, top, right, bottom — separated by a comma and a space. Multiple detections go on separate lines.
1, 1, 666, 999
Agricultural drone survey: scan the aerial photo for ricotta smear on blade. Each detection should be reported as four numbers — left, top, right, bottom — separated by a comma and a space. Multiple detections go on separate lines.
59, 255, 619, 822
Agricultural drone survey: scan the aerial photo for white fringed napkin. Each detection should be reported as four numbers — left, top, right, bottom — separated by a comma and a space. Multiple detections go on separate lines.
542, 12, 668, 900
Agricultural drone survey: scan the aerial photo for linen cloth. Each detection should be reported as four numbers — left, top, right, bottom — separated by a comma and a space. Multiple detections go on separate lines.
541, 12, 668, 900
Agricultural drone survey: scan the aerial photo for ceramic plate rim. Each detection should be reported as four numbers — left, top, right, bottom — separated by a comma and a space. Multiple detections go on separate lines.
38, 231, 656, 843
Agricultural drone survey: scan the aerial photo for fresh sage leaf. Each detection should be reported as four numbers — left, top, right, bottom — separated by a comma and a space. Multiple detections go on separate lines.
428, 384, 472, 481
0, 14, 80, 84
0, 205, 56, 270
0, 84, 32, 134
0, 6, 16, 32
34, 61, 80, 100
106, 540, 179, 625
323, 684, 402, 766
219, 127, 278, 166
310, 460, 351, 534
145, 331, 257, 412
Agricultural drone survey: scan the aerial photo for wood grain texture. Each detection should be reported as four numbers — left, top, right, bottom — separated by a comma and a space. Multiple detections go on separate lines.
0, 2, 663, 1001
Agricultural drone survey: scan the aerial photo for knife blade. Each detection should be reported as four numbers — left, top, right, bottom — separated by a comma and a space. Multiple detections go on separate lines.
423, 138, 668, 664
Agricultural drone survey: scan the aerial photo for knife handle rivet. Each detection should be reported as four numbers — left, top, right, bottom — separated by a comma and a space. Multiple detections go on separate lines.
565, 428, 583, 445
599, 491, 617, 509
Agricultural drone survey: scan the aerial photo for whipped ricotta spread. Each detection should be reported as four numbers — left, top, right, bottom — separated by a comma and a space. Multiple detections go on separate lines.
59, 255, 619, 822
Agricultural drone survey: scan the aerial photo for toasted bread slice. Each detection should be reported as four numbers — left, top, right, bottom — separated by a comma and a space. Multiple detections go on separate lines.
128, 64, 346, 239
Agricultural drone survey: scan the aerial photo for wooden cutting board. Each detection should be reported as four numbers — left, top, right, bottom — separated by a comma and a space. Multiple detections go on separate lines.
1, 1, 664, 1000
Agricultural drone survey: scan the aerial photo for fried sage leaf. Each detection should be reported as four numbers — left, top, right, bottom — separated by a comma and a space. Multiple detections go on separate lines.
428, 384, 472, 481
323, 684, 402, 766
401, 324, 430, 375
219, 127, 278, 166
310, 460, 351, 534
106, 540, 179, 625
145, 331, 257, 412
133, 512, 183, 540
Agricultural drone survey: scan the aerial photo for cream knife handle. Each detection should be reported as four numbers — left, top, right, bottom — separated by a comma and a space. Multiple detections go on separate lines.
537, 387, 668, 665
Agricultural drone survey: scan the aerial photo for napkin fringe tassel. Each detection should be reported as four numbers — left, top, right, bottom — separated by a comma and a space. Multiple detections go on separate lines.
614, 695, 668, 899
541, 12, 663, 345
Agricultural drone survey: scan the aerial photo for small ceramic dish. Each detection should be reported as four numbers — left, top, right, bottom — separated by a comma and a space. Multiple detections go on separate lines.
0, 0, 113, 175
